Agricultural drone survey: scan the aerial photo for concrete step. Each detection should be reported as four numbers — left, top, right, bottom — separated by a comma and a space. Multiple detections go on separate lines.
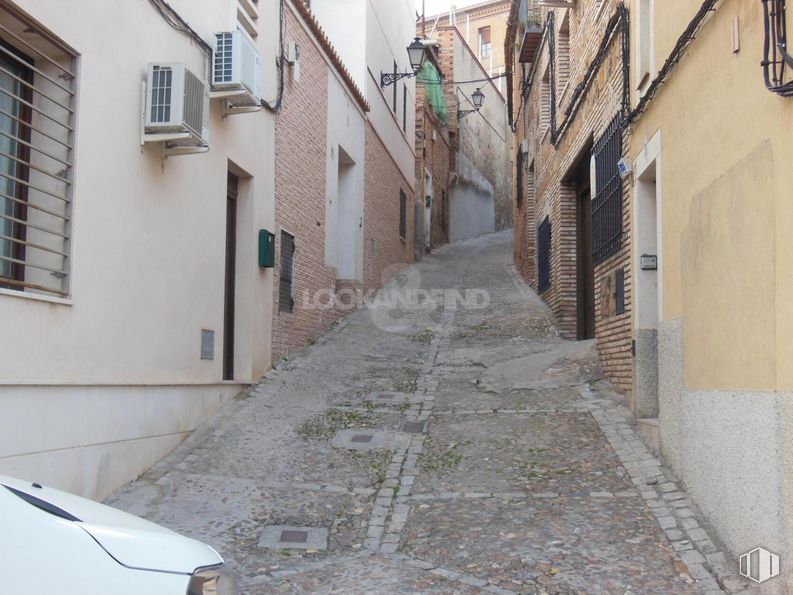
637, 417, 659, 453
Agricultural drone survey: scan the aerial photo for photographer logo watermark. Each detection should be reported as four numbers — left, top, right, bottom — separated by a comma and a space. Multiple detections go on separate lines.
299, 263, 491, 334
739, 547, 780, 583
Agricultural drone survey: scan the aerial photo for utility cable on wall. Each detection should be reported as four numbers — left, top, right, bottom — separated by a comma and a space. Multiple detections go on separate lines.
147, 0, 213, 57
262, 0, 286, 113
146, 0, 286, 114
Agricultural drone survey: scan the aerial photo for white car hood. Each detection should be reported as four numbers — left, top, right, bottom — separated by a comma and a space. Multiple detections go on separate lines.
0, 475, 223, 574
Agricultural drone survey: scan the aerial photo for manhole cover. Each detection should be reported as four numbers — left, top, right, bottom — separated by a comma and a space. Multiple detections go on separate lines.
331, 429, 411, 450
280, 530, 309, 543
258, 525, 329, 550
401, 421, 426, 434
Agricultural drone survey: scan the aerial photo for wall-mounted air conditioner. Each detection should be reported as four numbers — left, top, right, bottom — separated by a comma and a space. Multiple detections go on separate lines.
143, 63, 209, 151
211, 30, 262, 107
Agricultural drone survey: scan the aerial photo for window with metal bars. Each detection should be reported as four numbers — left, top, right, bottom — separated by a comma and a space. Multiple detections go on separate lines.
399, 190, 407, 240
537, 216, 551, 293
279, 231, 295, 313
592, 114, 622, 264
0, 7, 76, 298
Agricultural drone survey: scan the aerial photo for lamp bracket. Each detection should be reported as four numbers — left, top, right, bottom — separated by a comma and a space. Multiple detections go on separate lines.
381, 71, 416, 88
457, 108, 480, 121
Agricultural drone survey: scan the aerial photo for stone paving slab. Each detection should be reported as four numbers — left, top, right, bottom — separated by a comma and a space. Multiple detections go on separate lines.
432, 385, 585, 419
413, 410, 631, 495
402, 495, 698, 593
106, 232, 742, 594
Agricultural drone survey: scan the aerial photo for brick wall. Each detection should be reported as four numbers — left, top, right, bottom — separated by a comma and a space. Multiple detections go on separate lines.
511, 0, 633, 397
272, 7, 343, 363
415, 86, 452, 250
363, 122, 415, 290
430, 0, 511, 78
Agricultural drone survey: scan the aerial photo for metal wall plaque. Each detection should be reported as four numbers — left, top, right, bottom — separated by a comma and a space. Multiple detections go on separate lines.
201, 329, 215, 360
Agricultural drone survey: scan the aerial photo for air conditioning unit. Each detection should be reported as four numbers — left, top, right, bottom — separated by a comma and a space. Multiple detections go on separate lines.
144, 63, 209, 147
212, 30, 261, 107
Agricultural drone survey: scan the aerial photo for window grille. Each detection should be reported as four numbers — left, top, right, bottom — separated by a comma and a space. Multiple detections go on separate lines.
399, 190, 407, 240
592, 114, 623, 264
537, 216, 551, 293
0, 6, 77, 297
279, 231, 295, 313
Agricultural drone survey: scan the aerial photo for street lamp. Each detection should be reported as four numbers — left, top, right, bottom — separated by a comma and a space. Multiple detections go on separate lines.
381, 37, 427, 87
458, 88, 485, 120
407, 37, 427, 73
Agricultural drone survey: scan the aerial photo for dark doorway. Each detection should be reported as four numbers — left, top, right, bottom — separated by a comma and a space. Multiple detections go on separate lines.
576, 182, 595, 339
223, 172, 238, 380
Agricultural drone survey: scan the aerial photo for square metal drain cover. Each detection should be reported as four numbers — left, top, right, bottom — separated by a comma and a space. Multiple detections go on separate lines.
331, 430, 411, 450
258, 525, 328, 550
401, 421, 427, 434
280, 530, 309, 543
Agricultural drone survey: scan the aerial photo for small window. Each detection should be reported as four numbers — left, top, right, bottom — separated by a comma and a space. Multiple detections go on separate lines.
402, 84, 407, 133
0, 7, 77, 298
616, 268, 625, 315
279, 231, 295, 313
516, 150, 524, 208
537, 216, 551, 293
399, 190, 407, 240
478, 27, 492, 60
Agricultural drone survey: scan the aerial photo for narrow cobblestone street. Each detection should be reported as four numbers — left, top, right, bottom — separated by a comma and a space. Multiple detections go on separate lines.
107, 232, 739, 593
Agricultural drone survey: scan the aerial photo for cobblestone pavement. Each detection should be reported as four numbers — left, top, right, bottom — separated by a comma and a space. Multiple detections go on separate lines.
107, 232, 746, 594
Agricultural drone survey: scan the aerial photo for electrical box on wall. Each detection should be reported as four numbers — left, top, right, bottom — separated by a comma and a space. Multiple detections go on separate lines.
617, 157, 633, 180
640, 254, 658, 270
259, 229, 275, 268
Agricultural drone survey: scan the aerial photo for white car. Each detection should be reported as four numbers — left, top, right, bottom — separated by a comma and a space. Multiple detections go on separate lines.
0, 474, 237, 594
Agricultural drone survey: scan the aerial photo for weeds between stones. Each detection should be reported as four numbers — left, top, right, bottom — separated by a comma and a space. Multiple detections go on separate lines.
297, 410, 376, 440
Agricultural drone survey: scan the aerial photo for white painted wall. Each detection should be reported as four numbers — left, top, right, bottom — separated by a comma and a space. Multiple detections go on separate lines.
324, 75, 366, 281
310, 0, 416, 186
449, 30, 509, 241
450, 153, 496, 241
0, 0, 279, 499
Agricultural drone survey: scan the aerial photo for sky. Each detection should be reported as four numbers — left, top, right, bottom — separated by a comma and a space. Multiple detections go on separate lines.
415, 0, 485, 18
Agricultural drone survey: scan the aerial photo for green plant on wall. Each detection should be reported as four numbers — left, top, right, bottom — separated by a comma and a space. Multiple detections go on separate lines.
416, 62, 449, 124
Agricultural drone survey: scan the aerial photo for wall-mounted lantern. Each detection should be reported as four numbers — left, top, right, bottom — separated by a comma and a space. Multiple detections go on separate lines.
457, 88, 485, 120
381, 37, 426, 87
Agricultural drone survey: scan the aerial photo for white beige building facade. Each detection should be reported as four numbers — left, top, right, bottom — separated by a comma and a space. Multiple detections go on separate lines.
0, 0, 280, 500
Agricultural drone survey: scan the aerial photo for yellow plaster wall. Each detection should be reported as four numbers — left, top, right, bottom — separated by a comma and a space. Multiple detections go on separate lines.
628, 0, 793, 391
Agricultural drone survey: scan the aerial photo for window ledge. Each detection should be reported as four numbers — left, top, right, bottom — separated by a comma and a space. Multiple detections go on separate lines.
0, 287, 73, 306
